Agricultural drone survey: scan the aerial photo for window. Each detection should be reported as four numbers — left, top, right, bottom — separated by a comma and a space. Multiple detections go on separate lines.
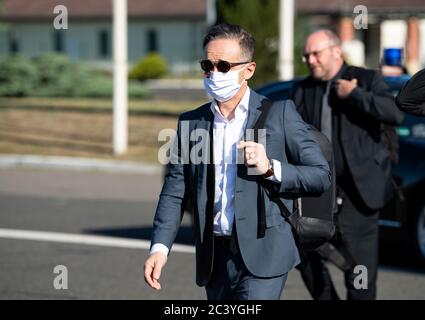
98, 29, 110, 58
53, 30, 65, 52
8, 32, 19, 53
147, 29, 158, 52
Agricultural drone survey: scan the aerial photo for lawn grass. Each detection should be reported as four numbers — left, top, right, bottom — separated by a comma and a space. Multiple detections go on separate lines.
0, 97, 207, 116
0, 97, 208, 163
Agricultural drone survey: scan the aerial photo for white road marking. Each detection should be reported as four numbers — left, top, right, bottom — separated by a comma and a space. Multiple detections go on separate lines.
0, 228, 195, 254
0, 154, 161, 174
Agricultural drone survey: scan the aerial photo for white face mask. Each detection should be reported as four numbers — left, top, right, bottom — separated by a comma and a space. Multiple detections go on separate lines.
203, 69, 243, 102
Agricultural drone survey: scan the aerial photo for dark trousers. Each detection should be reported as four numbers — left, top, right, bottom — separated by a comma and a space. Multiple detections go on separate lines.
298, 184, 379, 300
205, 236, 288, 300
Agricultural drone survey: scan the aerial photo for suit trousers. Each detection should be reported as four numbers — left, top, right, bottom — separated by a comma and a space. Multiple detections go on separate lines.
298, 182, 379, 300
205, 236, 288, 300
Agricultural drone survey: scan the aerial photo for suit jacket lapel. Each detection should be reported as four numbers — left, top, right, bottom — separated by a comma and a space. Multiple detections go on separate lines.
245, 91, 263, 131
305, 83, 321, 129
195, 104, 213, 238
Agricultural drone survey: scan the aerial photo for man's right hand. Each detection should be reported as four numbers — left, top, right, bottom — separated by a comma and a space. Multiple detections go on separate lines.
144, 252, 167, 290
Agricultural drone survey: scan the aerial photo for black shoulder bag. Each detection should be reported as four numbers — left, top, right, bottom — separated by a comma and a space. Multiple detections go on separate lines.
254, 99, 336, 252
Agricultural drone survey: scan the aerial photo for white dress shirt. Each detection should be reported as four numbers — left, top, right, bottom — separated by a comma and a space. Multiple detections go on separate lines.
151, 88, 281, 256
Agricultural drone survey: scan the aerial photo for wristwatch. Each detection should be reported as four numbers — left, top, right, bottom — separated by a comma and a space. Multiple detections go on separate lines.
263, 159, 274, 178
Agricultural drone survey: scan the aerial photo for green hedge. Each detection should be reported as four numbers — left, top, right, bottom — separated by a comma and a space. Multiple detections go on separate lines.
0, 53, 151, 98
129, 53, 168, 81
0, 55, 38, 97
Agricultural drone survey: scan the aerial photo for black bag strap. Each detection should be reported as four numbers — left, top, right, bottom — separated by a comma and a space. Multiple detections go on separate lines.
252, 99, 273, 238
252, 99, 297, 238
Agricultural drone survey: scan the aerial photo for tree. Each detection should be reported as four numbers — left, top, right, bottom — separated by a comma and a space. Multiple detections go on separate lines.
217, 0, 279, 86
216, 0, 310, 86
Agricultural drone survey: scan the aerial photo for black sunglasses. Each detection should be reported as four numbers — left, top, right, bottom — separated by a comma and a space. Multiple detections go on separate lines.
200, 59, 250, 73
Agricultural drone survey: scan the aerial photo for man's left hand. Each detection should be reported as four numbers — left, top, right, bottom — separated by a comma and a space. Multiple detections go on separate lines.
237, 141, 269, 175
336, 78, 358, 99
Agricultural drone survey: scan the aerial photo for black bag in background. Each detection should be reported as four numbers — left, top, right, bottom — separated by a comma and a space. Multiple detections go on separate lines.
255, 99, 336, 252
292, 125, 336, 251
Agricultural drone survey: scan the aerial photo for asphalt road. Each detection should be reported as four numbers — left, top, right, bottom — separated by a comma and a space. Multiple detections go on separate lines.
1, 167, 424, 300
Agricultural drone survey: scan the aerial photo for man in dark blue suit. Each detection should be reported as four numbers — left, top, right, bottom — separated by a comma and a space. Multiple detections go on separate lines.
144, 23, 331, 300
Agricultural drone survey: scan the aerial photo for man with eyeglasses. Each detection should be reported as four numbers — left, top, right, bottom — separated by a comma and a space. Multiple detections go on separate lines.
290, 29, 404, 300
144, 23, 331, 300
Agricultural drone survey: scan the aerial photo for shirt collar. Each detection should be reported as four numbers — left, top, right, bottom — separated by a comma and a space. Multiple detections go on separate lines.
210, 88, 250, 121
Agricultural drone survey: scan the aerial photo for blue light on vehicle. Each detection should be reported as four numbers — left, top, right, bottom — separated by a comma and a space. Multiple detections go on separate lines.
383, 48, 403, 66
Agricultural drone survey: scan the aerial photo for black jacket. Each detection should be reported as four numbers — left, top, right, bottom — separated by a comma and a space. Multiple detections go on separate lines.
291, 64, 404, 210
396, 68, 425, 116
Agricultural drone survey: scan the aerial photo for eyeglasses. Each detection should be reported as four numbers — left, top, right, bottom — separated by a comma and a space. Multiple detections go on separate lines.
302, 45, 336, 63
200, 59, 251, 73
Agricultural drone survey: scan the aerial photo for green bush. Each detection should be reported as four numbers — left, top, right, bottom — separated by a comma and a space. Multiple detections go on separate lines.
31, 54, 80, 97
129, 53, 168, 81
32, 53, 74, 85
0, 53, 151, 98
72, 70, 113, 98
0, 55, 38, 96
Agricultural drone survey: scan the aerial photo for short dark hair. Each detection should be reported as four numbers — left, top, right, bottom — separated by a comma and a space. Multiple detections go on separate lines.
203, 23, 255, 61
